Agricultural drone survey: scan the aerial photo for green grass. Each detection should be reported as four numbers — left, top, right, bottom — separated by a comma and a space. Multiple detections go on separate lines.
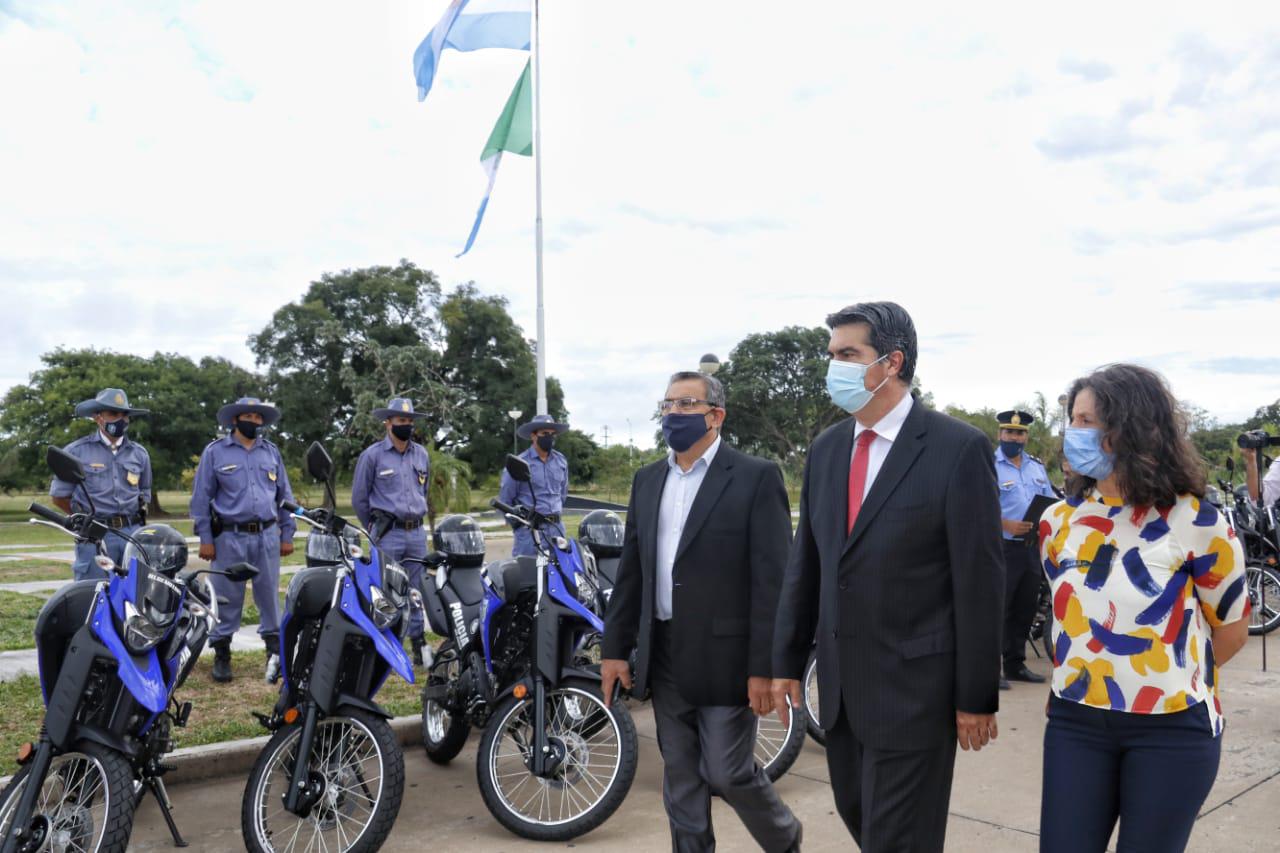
0, 591, 45, 651
0, 650, 425, 777
0, 558, 72, 584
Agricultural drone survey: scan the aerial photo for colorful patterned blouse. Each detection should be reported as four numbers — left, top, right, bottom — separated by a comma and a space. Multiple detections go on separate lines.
1039, 490, 1249, 735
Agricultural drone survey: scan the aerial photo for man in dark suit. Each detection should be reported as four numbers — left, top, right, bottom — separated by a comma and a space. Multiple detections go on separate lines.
771, 302, 1004, 853
602, 371, 802, 853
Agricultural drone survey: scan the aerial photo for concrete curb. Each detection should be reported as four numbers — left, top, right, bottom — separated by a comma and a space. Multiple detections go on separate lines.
1, 714, 424, 789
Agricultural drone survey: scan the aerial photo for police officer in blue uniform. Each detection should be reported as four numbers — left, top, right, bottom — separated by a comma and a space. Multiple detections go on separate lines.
994, 409, 1057, 689
190, 397, 297, 684
352, 397, 432, 665
498, 413, 570, 556
51, 388, 153, 581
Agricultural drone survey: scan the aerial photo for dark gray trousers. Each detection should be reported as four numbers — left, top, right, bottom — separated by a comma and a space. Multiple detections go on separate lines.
825, 700, 957, 853
650, 622, 799, 853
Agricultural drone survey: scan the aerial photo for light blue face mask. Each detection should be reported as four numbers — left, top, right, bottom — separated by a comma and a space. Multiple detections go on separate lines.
826, 355, 889, 414
1063, 427, 1115, 480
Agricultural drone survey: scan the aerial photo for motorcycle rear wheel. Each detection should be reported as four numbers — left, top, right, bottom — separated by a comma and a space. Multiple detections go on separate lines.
755, 698, 807, 781
0, 743, 134, 853
802, 649, 824, 747
1247, 564, 1280, 636
242, 709, 404, 853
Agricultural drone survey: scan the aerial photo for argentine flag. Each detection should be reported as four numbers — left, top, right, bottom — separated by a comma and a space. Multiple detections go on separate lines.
413, 0, 532, 101
458, 60, 532, 256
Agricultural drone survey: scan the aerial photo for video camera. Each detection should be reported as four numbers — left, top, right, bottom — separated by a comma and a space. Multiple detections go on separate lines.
1237, 429, 1280, 450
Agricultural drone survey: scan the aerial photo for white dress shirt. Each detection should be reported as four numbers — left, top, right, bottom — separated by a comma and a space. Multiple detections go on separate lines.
655, 435, 722, 621
851, 392, 914, 500
1264, 458, 1280, 506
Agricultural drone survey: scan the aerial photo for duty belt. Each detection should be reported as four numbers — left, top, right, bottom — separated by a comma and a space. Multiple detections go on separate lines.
226, 519, 277, 534
392, 517, 424, 531
97, 514, 141, 530
543, 513, 561, 523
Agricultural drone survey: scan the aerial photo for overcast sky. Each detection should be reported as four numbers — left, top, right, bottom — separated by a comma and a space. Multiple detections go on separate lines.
3, 1, 1279, 448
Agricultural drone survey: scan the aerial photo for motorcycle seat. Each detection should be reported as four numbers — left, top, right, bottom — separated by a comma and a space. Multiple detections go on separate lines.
485, 556, 538, 602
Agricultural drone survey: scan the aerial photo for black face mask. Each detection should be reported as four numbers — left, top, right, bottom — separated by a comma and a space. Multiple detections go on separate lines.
999, 439, 1024, 459
391, 423, 414, 442
103, 419, 128, 440
536, 434, 556, 452
235, 419, 259, 440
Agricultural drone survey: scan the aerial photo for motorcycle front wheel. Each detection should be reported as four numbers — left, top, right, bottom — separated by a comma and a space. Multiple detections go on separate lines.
802, 649, 824, 746
1247, 564, 1280, 636
421, 645, 471, 765
477, 678, 637, 841
755, 699, 807, 781
0, 743, 135, 853
242, 709, 404, 853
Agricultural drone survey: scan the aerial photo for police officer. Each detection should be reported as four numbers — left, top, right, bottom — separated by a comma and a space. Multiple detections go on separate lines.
498, 413, 569, 556
352, 397, 432, 665
51, 388, 153, 581
190, 397, 296, 684
994, 409, 1056, 689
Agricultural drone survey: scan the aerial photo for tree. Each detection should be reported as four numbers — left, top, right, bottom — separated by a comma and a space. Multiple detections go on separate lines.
248, 260, 443, 466
717, 326, 844, 478
555, 429, 599, 484
437, 283, 566, 479
0, 349, 260, 508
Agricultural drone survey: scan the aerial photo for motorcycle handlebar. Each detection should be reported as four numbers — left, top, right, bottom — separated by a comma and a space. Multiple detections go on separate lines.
280, 500, 302, 515
490, 498, 520, 517
28, 502, 69, 527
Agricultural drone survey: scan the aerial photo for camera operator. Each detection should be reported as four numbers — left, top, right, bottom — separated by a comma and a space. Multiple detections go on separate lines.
1239, 429, 1280, 506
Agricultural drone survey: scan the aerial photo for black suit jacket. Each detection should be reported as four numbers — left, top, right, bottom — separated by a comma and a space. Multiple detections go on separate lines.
602, 442, 792, 707
773, 398, 1004, 750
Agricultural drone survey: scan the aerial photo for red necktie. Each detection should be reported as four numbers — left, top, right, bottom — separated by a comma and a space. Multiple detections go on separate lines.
847, 429, 878, 535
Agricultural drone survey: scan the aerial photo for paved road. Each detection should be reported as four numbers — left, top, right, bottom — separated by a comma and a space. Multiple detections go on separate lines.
128, 639, 1280, 852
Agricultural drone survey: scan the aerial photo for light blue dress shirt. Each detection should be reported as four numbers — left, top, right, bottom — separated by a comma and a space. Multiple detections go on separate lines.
655, 436, 721, 620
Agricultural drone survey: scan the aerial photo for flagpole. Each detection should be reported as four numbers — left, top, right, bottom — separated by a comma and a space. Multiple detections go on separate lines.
532, 0, 548, 416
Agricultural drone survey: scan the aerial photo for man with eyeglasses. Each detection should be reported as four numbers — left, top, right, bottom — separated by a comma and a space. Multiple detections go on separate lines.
602, 371, 802, 853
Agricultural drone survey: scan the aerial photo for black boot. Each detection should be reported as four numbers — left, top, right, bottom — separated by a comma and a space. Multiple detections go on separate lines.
263, 633, 281, 683
211, 639, 232, 683
411, 636, 424, 668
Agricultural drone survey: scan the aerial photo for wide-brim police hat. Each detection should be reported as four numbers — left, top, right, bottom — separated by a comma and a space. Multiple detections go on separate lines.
217, 397, 281, 428
517, 413, 570, 440
74, 388, 150, 418
373, 397, 431, 420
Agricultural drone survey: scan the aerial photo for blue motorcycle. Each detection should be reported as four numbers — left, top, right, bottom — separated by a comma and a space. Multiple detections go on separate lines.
240, 442, 413, 853
0, 446, 256, 853
419, 454, 637, 841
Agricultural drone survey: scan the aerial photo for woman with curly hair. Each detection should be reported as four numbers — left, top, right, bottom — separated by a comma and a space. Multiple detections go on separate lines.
1038, 363, 1249, 853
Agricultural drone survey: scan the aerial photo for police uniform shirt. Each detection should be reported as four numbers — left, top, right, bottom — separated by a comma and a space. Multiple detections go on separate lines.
351, 436, 431, 527
499, 445, 569, 515
50, 432, 152, 517
189, 433, 297, 544
995, 445, 1057, 541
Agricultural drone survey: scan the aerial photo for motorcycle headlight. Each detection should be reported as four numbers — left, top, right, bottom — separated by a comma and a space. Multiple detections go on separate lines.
382, 560, 410, 609
368, 585, 399, 631
123, 600, 165, 654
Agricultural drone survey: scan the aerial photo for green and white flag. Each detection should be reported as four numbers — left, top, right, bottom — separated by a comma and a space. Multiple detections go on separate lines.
458, 60, 532, 256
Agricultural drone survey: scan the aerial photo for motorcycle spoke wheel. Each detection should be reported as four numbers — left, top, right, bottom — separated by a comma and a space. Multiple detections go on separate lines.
252, 717, 384, 852
0, 753, 115, 853
1247, 566, 1280, 633
487, 687, 623, 827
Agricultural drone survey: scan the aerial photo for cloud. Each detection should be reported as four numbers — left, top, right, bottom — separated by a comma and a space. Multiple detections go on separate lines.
1058, 57, 1114, 82
1196, 357, 1280, 376
1036, 98, 1152, 161
1177, 282, 1280, 307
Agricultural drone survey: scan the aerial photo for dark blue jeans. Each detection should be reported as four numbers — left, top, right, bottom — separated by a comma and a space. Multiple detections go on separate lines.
1041, 694, 1221, 853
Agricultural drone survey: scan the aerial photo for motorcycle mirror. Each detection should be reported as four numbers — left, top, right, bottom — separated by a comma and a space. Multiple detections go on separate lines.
222, 562, 260, 583
47, 446, 86, 485
1226, 456, 1235, 474
305, 441, 334, 483
504, 454, 532, 483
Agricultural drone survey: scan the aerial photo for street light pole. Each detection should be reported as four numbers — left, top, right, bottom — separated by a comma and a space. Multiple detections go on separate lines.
508, 409, 523, 455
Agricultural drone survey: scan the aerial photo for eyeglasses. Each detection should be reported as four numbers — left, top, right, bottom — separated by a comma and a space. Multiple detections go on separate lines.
658, 397, 720, 414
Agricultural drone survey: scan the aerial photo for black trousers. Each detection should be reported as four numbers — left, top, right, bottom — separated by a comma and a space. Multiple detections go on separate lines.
824, 700, 957, 853
1001, 537, 1040, 671
1041, 695, 1221, 852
